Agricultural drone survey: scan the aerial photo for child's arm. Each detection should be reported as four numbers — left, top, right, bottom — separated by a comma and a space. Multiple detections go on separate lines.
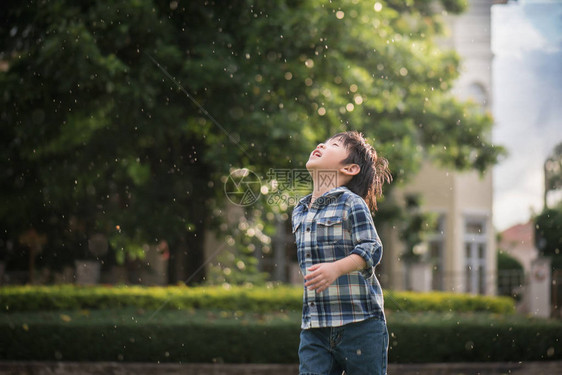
304, 254, 366, 293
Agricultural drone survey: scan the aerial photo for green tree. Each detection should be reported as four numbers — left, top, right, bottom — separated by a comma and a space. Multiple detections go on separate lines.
399, 194, 437, 262
497, 251, 524, 271
1, 0, 503, 284
536, 142, 562, 273
534, 204, 562, 309
544, 141, 562, 208
496, 250, 524, 299
535, 205, 562, 259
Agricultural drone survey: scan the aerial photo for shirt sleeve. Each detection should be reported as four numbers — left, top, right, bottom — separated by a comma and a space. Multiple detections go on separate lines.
346, 195, 382, 279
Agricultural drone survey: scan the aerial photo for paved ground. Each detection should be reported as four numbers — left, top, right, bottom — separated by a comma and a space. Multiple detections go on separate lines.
0, 361, 561, 375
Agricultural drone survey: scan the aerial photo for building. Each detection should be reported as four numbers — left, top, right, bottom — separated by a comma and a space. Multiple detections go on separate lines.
382, 0, 497, 295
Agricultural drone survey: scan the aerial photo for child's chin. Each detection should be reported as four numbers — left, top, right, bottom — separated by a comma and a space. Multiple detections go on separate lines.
305, 160, 318, 170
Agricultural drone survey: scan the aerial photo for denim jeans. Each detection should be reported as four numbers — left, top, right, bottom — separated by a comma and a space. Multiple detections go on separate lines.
298, 318, 388, 375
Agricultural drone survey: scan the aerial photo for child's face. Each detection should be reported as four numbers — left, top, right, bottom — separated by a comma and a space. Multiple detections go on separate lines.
306, 137, 349, 171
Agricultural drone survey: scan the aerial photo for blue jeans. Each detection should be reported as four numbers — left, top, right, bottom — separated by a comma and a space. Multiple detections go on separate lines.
298, 318, 388, 375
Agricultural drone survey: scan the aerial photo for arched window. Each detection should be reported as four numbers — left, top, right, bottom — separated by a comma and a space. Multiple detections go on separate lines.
466, 82, 488, 111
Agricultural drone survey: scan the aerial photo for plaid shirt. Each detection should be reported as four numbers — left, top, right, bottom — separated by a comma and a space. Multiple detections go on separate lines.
292, 186, 385, 329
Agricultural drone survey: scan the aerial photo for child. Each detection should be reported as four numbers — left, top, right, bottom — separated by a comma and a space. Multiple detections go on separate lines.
292, 131, 392, 375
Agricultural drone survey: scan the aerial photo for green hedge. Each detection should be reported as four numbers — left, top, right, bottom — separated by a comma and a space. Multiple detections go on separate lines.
0, 285, 515, 314
384, 290, 515, 314
0, 309, 560, 363
388, 312, 562, 363
0, 284, 303, 313
0, 309, 299, 363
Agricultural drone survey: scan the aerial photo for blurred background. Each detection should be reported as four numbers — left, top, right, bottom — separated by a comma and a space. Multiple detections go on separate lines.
0, 0, 561, 318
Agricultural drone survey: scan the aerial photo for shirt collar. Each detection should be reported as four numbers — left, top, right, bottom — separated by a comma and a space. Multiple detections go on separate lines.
296, 186, 350, 209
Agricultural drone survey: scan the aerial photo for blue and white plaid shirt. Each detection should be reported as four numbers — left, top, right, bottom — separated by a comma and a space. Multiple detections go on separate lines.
292, 186, 385, 329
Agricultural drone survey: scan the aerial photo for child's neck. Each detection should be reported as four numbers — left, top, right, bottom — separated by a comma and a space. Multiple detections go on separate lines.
309, 170, 344, 206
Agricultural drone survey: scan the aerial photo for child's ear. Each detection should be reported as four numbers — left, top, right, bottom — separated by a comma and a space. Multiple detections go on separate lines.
341, 164, 360, 176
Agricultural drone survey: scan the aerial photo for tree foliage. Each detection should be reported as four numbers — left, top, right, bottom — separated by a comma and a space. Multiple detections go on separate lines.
544, 141, 562, 200
496, 251, 523, 272
1, 0, 503, 283
399, 194, 437, 262
535, 206, 562, 258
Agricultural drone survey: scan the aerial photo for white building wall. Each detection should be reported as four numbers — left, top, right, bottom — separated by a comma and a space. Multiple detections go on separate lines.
385, 0, 497, 295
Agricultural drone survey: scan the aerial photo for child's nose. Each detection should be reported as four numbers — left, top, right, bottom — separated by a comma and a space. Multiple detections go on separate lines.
317, 143, 326, 149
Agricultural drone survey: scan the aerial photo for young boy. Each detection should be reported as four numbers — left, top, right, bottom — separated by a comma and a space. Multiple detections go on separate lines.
292, 131, 392, 375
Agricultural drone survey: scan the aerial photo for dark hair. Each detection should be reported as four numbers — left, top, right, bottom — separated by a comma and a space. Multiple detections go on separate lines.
329, 131, 392, 211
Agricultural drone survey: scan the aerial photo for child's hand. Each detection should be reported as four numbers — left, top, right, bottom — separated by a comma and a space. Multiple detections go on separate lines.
304, 263, 341, 293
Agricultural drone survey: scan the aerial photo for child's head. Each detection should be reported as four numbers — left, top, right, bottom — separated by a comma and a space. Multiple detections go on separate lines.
326, 131, 392, 210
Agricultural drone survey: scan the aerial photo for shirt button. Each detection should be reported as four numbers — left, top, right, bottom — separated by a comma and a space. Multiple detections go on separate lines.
310, 302, 315, 307
306, 227, 311, 232
305, 253, 311, 258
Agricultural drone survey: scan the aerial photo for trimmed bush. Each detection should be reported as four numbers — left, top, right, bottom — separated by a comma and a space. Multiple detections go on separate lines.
0, 285, 515, 314
384, 290, 515, 314
0, 309, 560, 363
388, 312, 562, 363
0, 310, 300, 363
0, 284, 303, 313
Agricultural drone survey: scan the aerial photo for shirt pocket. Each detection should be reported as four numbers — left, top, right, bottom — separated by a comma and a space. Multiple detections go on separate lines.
315, 216, 343, 245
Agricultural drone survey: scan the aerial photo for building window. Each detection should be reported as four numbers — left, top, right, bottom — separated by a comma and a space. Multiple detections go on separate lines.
464, 217, 487, 294
466, 82, 488, 111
